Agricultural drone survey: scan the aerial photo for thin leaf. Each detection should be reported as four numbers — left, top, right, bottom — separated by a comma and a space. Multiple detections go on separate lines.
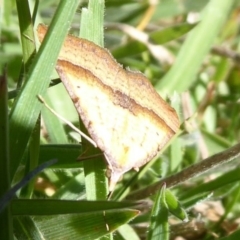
0, 159, 57, 213
9, 0, 80, 179
165, 189, 188, 221
11, 199, 143, 216
147, 184, 169, 240
156, 0, 235, 96
0, 68, 13, 239
80, 0, 109, 201
32, 209, 139, 240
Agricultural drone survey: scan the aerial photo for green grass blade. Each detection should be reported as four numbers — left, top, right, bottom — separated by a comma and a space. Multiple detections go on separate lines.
219, 228, 240, 240
9, 0, 80, 179
147, 184, 169, 240
156, 0, 235, 96
150, 22, 197, 44
33, 209, 139, 240
165, 189, 188, 221
20, 115, 41, 198
41, 94, 68, 144
11, 199, 143, 215
14, 216, 43, 240
36, 144, 82, 168
178, 167, 240, 200
16, 0, 36, 69
117, 224, 140, 240
80, 0, 109, 201
0, 159, 57, 213
0, 71, 13, 239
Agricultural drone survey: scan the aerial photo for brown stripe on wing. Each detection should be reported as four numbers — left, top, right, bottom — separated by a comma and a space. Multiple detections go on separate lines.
37, 24, 180, 135
56, 60, 176, 141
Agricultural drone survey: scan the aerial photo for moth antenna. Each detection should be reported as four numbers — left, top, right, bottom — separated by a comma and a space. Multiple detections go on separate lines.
77, 153, 103, 161
37, 95, 97, 147
107, 190, 113, 200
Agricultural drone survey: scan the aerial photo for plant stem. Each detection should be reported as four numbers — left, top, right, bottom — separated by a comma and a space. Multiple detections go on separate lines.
128, 142, 240, 200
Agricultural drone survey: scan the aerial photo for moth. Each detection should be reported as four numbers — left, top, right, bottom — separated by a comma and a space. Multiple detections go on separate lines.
37, 24, 180, 192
